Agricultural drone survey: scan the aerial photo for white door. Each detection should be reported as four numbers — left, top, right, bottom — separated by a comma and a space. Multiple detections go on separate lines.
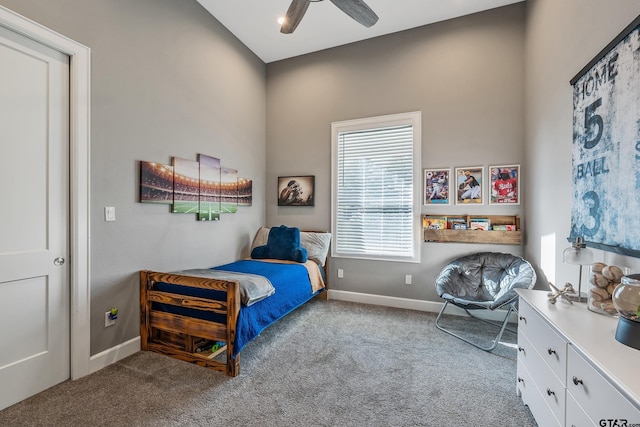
0, 24, 70, 410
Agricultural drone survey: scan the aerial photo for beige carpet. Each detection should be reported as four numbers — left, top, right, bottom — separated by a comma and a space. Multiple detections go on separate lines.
0, 299, 537, 426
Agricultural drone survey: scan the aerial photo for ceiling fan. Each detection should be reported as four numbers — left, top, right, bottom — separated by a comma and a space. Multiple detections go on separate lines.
281, 0, 379, 34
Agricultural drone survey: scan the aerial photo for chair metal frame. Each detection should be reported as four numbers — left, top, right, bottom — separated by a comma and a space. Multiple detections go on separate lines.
435, 297, 519, 352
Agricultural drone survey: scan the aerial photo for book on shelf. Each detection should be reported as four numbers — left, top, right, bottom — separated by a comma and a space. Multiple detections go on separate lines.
469, 218, 491, 230
492, 224, 517, 231
446, 217, 466, 229
424, 216, 447, 230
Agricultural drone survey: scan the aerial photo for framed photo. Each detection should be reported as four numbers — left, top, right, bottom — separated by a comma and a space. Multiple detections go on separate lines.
489, 165, 520, 205
455, 166, 483, 205
278, 175, 315, 206
423, 168, 451, 205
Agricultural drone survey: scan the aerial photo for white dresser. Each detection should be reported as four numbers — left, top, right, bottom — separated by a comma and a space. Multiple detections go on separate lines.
516, 289, 640, 426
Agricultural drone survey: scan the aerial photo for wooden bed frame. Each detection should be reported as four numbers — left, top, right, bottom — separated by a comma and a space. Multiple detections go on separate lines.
140, 270, 242, 376
140, 264, 328, 377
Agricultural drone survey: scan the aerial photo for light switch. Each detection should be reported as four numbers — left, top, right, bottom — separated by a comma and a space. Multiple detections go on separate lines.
105, 206, 116, 222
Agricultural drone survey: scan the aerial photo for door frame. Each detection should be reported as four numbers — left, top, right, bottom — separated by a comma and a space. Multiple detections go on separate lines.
0, 5, 91, 380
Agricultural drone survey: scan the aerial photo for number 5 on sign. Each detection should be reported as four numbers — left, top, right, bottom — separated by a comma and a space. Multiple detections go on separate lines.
583, 98, 603, 149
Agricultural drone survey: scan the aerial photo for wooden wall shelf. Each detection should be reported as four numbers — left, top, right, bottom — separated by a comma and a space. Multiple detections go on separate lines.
423, 214, 521, 245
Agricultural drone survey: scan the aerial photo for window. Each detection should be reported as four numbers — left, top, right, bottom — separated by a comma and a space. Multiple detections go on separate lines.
331, 111, 421, 262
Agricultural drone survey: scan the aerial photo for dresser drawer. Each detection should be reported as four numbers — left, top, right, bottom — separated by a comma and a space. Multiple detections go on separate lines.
518, 299, 568, 384
567, 345, 640, 423
518, 331, 566, 423
565, 391, 595, 427
518, 357, 562, 427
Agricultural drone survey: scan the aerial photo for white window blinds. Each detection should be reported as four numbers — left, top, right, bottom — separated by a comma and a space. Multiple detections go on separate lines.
331, 112, 421, 262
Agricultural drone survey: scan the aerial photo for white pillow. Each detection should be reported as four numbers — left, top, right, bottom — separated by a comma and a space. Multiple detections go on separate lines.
250, 226, 270, 249
300, 230, 332, 267
251, 227, 331, 267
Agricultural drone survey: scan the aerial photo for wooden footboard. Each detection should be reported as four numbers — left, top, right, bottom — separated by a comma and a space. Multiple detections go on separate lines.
140, 270, 241, 377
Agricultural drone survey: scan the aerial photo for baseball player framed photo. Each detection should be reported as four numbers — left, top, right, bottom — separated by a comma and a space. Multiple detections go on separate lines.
423, 168, 451, 205
489, 164, 520, 205
455, 166, 483, 205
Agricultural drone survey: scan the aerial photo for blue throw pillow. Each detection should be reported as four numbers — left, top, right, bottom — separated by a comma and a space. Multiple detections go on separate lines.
251, 225, 308, 263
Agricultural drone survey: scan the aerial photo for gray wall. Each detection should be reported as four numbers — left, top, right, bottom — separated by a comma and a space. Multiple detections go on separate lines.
266, 5, 526, 302
524, 0, 640, 288
0, 0, 266, 355
5, 0, 640, 357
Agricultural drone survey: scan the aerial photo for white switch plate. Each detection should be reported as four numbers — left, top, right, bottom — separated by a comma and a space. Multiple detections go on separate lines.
405, 274, 412, 285
337, 269, 344, 278
104, 206, 116, 222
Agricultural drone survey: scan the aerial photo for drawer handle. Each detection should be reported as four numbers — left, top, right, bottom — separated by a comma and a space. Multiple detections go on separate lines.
517, 377, 524, 383
572, 376, 583, 386
547, 348, 556, 355
518, 347, 525, 352
546, 388, 555, 396
519, 315, 526, 322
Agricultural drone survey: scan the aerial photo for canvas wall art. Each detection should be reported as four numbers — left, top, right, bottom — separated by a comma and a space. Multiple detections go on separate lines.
197, 154, 221, 221
238, 178, 252, 206
140, 161, 173, 204
220, 167, 238, 213
138, 152, 252, 221
172, 157, 200, 214
570, 15, 640, 256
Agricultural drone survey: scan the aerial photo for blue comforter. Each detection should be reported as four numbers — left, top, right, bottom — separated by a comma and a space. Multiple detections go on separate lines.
154, 259, 323, 356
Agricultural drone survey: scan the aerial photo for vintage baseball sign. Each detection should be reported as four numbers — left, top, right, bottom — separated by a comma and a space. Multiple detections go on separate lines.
570, 16, 640, 255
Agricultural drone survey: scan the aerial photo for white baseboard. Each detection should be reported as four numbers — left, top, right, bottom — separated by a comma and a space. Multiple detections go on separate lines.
89, 336, 141, 374
327, 290, 517, 323
328, 289, 442, 312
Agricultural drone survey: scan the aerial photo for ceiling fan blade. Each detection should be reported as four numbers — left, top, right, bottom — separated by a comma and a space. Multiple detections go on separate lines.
280, 0, 310, 34
329, 0, 379, 28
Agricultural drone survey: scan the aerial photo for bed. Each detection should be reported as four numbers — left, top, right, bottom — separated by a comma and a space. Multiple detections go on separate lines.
139, 226, 330, 376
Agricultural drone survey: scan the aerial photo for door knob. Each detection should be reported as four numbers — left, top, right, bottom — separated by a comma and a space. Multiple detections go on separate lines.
54, 257, 65, 266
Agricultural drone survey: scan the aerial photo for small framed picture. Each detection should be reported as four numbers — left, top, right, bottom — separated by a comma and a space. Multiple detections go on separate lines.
424, 168, 451, 205
455, 166, 484, 205
278, 175, 315, 206
489, 165, 520, 205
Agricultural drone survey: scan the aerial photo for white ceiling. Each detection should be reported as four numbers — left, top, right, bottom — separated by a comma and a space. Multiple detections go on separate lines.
196, 0, 524, 63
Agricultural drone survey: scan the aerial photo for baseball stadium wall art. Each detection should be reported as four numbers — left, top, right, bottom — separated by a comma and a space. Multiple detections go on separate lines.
489, 165, 520, 205
138, 154, 252, 221
277, 175, 315, 206
455, 166, 484, 205
569, 14, 640, 256
424, 168, 451, 205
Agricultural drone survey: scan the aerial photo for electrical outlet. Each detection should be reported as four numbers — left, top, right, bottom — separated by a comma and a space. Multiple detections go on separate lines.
105, 311, 116, 327
337, 269, 344, 278
405, 274, 412, 285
